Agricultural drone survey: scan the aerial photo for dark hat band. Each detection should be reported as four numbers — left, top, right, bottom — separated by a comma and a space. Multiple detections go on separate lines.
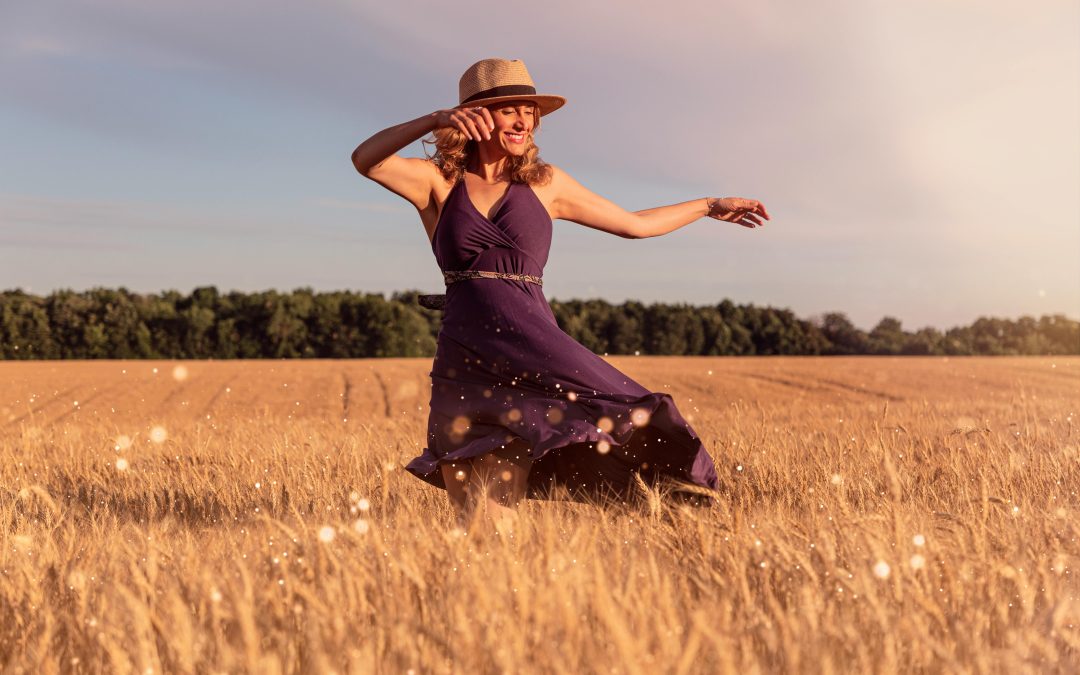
460, 84, 537, 105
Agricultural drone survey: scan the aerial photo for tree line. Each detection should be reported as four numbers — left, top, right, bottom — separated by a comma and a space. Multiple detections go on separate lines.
0, 287, 1076, 359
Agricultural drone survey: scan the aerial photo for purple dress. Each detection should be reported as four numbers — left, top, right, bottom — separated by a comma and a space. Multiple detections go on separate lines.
404, 176, 720, 503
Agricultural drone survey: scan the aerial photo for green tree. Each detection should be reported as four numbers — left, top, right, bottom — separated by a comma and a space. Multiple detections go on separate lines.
869, 316, 906, 355
902, 327, 944, 355
700, 309, 733, 355
819, 312, 870, 355
608, 301, 645, 355
0, 291, 57, 359
644, 304, 692, 355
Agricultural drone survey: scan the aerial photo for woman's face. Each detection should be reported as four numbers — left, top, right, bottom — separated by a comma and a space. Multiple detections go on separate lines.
482, 101, 537, 156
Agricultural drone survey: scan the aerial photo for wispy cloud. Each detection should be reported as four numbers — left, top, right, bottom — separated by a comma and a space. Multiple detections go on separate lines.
310, 198, 414, 214
11, 35, 73, 57
0, 193, 402, 246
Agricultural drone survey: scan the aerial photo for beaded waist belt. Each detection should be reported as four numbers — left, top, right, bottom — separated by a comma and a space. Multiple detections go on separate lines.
442, 269, 543, 286
417, 270, 543, 310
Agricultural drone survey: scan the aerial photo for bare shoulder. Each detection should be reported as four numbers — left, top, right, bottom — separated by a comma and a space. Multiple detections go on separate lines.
544, 163, 576, 191
530, 163, 576, 218
539, 163, 595, 221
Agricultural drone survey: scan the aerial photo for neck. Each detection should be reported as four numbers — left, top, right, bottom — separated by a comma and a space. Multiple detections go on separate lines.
467, 148, 513, 183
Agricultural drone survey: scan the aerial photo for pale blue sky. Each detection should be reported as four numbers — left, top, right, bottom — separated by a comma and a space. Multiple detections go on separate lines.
1, 1, 1077, 330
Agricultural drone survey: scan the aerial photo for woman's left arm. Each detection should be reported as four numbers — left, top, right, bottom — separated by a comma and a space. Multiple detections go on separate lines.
549, 164, 770, 239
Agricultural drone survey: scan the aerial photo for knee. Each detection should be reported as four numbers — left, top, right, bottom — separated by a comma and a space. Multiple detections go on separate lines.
475, 451, 531, 481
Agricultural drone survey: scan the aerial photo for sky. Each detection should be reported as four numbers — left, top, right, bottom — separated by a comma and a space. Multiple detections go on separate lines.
1, 0, 1077, 331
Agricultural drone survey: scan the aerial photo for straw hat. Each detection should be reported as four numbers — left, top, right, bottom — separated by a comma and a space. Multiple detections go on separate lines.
455, 58, 566, 117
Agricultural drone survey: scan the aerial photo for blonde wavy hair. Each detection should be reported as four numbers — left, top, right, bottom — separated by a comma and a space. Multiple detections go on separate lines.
421, 103, 553, 187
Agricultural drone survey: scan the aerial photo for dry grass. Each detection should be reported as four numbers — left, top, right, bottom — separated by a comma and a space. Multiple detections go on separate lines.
0, 356, 1077, 674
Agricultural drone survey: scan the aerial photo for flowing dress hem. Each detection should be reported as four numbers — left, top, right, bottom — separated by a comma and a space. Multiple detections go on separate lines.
404, 391, 720, 502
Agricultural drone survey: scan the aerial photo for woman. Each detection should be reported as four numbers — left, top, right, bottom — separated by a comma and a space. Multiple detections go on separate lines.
351, 58, 769, 530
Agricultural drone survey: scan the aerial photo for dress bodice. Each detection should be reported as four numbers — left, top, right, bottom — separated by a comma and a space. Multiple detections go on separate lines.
432, 178, 553, 278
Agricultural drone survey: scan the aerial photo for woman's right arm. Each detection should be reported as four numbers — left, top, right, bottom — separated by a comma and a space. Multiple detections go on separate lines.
350, 108, 494, 210
350, 111, 441, 209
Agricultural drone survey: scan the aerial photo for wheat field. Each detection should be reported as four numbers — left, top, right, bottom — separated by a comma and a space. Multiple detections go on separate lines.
0, 356, 1077, 673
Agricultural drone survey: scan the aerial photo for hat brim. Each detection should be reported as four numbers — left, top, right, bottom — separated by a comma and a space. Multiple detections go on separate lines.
455, 94, 566, 117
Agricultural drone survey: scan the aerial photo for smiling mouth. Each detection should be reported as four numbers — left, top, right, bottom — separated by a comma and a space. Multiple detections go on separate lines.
505, 132, 526, 144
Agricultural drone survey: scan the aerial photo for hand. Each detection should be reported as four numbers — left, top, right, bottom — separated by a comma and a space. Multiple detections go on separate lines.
433, 106, 495, 142
706, 197, 770, 228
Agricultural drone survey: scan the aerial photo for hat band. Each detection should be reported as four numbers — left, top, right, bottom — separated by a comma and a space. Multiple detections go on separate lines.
461, 84, 537, 105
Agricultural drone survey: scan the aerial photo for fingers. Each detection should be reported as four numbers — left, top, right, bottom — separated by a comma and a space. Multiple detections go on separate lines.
739, 213, 764, 228
723, 198, 770, 220
454, 119, 474, 139
711, 197, 770, 228
462, 107, 492, 141
450, 108, 489, 142
734, 199, 768, 218
479, 107, 495, 134
472, 108, 493, 140
449, 110, 473, 140
706, 195, 773, 228
714, 208, 765, 228
745, 199, 769, 220
729, 212, 754, 228
463, 115, 486, 142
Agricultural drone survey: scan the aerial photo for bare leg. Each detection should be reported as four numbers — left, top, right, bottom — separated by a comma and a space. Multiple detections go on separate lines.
469, 451, 530, 533
439, 442, 532, 532
440, 460, 472, 526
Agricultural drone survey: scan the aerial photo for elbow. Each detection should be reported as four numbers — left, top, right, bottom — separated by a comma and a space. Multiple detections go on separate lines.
626, 218, 647, 239
351, 145, 382, 177
350, 149, 370, 176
